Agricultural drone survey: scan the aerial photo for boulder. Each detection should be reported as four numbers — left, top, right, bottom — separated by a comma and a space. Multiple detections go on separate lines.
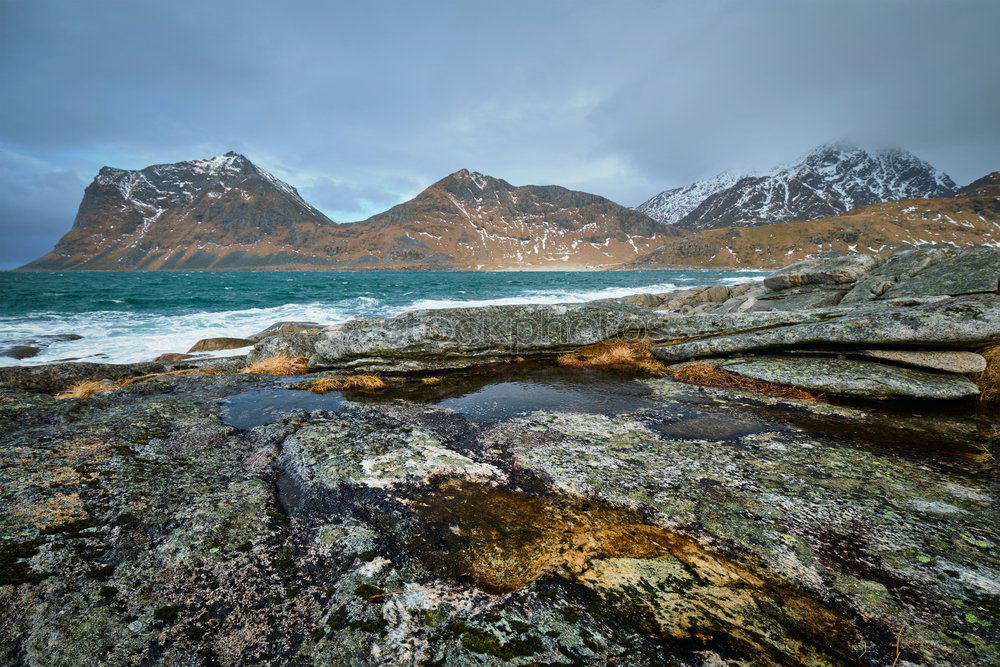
715, 356, 980, 400
879, 247, 1000, 299
3, 345, 40, 360
0, 334, 83, 360
715, 287, 768, 313
247, 321, 324, 342
763, 254, 879, 291
153, 353, 197, 363
620, 293, 664, 308
187, 337, 256, 353
705, 285, 731, 303
651, 294, 1000, 362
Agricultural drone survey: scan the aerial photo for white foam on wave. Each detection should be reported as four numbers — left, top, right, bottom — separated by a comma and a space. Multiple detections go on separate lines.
0, 302, 359, 367
719, 274, 766, 285
400, 282, 682, 312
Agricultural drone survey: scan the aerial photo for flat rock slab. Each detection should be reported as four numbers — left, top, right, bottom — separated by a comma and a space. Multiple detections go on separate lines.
254, 303, 667, 372
852, 349, 987, 374
841, 248, 955, 304
880, 247, 1000, 299
720, 356, 980, 399
651, 294, 1000, 362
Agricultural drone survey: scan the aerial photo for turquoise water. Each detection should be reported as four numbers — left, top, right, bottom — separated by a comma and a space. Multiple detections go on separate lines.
0, 270, 764, 365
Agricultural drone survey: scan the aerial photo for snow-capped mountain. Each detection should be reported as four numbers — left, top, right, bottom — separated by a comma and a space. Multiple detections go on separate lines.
23, 158, 671, 271
640, 142, 957, 230
629, 169, 1000, 269
634, 171, 741, 224
23, 152, 335, 270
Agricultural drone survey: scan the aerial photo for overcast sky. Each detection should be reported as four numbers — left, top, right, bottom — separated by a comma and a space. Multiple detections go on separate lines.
1, 0, 998, 268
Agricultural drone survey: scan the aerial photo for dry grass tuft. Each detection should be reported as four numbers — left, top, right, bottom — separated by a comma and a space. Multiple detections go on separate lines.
305, 373, 386, 393
421, 376, 442, 386
670, 362, 817, 401
974, 344, 1000, 402
56, 369, 226, 398
55, 380, 117, 400
557, 339, 668, 376
340, 374, 386, 390
242, 355, 309, 376
306, 377, 343, 394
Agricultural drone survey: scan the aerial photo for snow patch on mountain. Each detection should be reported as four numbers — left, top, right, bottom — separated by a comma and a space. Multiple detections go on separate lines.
635, 170, 741, 224
92, 151, 329, 230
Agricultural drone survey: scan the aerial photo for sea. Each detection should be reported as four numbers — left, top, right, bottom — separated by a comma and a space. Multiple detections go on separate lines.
0, 270, 765, 366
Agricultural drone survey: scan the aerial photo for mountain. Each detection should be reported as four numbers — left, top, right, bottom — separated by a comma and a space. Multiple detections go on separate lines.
629, 171, 1000, 269
21, 157, 670, 271
21, 152, 337, 270
639, 142, 957, 230
348, 169, 673, 269
634, 171, 740, 224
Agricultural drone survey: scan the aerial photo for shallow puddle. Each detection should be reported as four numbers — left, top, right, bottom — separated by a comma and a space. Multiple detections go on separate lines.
433, 367, 657, 422
220, 388, 346, 429
646, 413, 774, 440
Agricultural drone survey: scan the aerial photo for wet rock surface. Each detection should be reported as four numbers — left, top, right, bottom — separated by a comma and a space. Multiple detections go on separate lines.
2, 345, 39, 360
1, 361, 997, 665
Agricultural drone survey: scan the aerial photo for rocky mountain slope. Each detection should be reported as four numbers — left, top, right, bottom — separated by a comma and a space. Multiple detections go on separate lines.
630, 170, 1000, 269
639, 142, 957, 230
347, 169, 673, 269
21, 153, 339, 271
22, 158, 670, 271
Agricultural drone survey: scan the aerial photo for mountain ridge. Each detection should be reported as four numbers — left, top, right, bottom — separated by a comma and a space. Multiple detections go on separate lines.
21, 157, 670, 271
639, 142, 957, 230
19, 149, 994, 272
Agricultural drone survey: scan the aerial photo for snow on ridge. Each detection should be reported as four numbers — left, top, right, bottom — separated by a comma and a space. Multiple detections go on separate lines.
92, 152, 330, 222
635, 170, 742, 224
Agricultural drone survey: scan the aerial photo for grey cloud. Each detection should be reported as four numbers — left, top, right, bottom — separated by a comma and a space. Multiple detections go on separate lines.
1, 0, 998, 265
299, 173, 428, 221
0, 150, 86, 268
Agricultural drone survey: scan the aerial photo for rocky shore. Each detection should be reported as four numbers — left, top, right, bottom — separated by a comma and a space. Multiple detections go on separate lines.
1, 248, 998, 665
